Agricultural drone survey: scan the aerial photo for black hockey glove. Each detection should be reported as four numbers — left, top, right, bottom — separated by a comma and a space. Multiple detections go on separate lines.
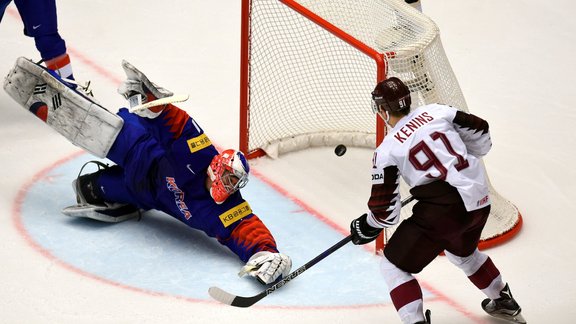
350, 213, 383, 245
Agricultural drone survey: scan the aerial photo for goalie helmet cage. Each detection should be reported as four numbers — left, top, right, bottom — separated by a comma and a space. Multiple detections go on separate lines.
239, 0, 523, 251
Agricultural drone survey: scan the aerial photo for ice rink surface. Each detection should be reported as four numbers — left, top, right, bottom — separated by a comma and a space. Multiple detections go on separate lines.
1, 0, 575, 323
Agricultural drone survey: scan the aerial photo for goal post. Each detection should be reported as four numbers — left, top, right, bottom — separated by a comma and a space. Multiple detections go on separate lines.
239, 0, 522, 251
239, 0, 388, 159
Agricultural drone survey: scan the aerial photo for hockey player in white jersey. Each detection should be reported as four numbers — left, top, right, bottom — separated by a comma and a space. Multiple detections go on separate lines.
349, 77, 526, 324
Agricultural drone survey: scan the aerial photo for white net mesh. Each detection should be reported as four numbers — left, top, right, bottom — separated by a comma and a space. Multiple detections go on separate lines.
245, 0, 380, 158
242, 0, 521, 248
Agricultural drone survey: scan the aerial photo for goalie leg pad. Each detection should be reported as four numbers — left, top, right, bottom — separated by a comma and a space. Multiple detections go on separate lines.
3, 57, 123, 158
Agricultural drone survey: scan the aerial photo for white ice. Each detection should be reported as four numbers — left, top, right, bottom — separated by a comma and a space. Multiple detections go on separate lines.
1, 0, 575, 323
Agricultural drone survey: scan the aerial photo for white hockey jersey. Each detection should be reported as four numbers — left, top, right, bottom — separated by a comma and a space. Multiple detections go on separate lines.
367, 103, 492, 229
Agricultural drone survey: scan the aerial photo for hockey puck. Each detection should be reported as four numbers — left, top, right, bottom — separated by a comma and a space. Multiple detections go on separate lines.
334, 144, 347, 156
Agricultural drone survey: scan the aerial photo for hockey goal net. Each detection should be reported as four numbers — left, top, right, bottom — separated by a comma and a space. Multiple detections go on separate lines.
239, 0, 522, 251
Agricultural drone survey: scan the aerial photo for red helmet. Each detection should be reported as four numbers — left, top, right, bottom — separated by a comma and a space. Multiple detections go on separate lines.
207, 149, 250, 204
371, 77, 411, 113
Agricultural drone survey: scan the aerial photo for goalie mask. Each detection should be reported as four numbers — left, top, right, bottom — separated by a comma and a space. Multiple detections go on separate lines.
207, 149, 250, 204
371, 77, 411, 118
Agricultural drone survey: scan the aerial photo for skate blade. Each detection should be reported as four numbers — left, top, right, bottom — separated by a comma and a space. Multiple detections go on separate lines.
489, 312, 527, 324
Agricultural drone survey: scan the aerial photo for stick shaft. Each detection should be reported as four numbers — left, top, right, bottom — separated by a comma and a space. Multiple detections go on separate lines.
129, 94, 189, 112
262, 235, 352, 296
261, 194, 414, 297
209, 195, 415, 307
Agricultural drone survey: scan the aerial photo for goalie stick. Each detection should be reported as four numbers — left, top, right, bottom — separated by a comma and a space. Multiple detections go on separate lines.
208, 195, 416, 308
129, 94, 190, 113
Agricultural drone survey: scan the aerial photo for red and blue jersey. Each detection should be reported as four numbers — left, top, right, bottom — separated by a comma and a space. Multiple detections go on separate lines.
100, 104, 278, 262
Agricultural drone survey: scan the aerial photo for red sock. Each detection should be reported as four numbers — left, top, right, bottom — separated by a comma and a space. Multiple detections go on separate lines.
45, 53, 74, 80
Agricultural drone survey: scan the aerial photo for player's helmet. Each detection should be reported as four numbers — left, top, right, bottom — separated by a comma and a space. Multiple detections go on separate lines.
207, 149, 250, 204
371, 77, 411, 114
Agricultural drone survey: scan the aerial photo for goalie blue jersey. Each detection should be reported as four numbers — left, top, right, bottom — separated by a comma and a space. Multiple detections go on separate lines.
99, 105, 278, 262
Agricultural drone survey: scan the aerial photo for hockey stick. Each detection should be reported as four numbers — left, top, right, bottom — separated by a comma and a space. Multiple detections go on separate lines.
208, 195, 415, 308
209, 235, 351, 307
401, 195, 415, 206
129, 94, 190, 112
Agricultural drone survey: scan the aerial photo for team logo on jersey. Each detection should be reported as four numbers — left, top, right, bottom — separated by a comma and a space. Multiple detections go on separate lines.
372, 172, 384, 184
477, 195, 490, 207
187, 133, 212, 153
219, 201, 252, 228
165, 177, 192, 220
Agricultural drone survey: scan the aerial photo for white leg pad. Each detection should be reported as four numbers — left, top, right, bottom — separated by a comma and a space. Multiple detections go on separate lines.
3, 57, 123, 158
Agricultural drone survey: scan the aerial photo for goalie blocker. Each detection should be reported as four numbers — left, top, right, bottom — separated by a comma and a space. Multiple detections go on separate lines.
3, 57, 123, 158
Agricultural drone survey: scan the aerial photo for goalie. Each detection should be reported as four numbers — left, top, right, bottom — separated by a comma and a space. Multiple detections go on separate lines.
3, 57, 292, 285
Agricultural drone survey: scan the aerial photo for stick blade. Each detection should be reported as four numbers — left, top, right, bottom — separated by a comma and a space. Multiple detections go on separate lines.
208, 286, 264, 308
208, 287, 236, 305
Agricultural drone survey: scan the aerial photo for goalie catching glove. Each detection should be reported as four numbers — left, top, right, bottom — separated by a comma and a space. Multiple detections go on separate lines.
117, 60, 174, 118
239, 251, 292, 285
350, 213, 383, 245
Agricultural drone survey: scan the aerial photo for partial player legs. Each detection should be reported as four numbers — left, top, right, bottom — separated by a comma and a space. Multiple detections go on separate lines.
13, 0, 67, 60
380, 255, 428, 324
445, 249, 504, 299
481, 283, 526, 323
383, 217, 443, 273
445, 249, 525, 323
78, 162, 138, 207
61, 161, 141, 223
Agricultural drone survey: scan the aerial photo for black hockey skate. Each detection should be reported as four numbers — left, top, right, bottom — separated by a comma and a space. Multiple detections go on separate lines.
481, 284, 526, 323
415, 309, 431, 324
61, 161, 141, 223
